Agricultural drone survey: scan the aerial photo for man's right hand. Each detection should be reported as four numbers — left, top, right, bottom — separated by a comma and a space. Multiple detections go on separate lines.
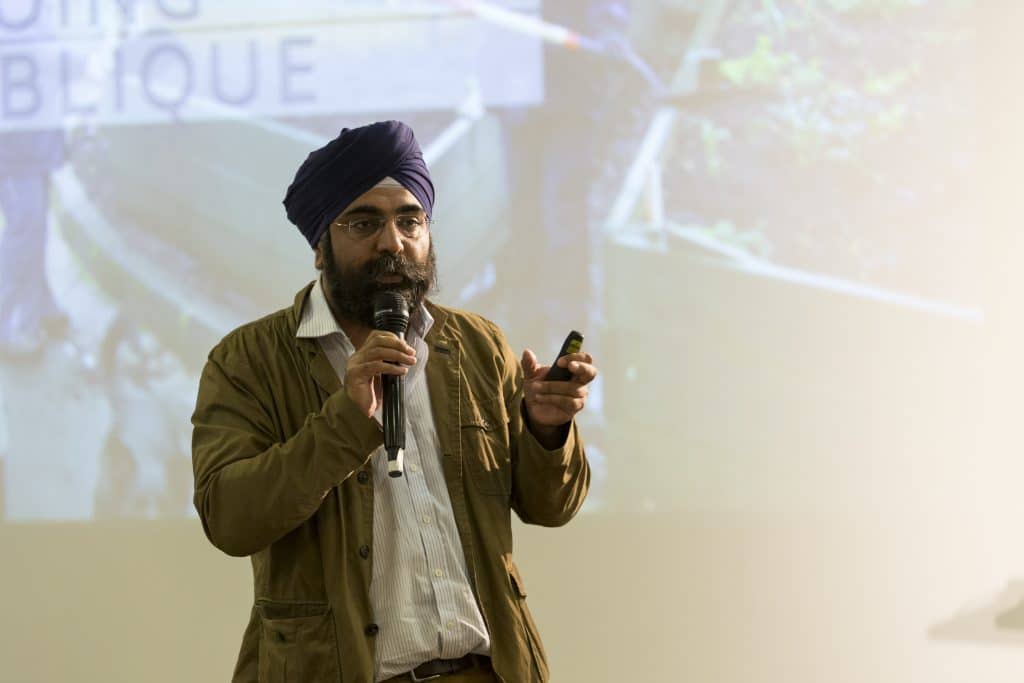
345, 331, 416, 418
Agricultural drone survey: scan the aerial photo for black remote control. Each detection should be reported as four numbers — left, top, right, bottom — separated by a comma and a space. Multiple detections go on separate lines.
544, 330, 584, 382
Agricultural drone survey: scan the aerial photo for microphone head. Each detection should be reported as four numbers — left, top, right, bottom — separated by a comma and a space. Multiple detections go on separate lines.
373, 291, 410, 336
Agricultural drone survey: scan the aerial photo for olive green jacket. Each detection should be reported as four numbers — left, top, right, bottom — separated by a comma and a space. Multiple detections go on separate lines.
191, 283, 590, 683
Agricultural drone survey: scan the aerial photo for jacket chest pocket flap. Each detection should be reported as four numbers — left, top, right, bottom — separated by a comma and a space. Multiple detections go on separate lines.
460, 393, 511, 496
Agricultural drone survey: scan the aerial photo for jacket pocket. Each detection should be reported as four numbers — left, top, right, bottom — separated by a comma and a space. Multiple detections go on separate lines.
460, 395, 512, 496
505, 559, 550, 682
256, 600, 340, 683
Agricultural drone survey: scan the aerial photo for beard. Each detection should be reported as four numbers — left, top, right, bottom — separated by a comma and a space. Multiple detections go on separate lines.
321, 237, 438, 329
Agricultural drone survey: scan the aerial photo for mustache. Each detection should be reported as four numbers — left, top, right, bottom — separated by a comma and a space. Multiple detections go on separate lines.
363, 253, 433, 284
321, 242, 438, 329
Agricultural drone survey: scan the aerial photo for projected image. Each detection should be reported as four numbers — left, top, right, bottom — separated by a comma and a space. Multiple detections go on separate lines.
0, 0, 976, 520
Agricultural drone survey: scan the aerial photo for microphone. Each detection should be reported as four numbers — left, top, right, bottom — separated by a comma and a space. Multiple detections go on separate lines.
373, 291, 410, 478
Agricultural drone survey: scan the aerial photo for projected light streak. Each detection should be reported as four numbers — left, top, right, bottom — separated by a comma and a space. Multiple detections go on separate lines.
439, 0, 665, 92
421, 82, 484, 166
665, 222, 984, 323
604, 108, 678, 232
441, 0, 600, 52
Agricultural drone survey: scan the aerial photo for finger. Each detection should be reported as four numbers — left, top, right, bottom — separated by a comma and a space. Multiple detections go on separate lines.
567, 361, 598, 384
521, 349, 542, 379
558, 352, 593, 368
530, 394, 585, 414
531, 381, 588, 398
364, 331, 416, 355
357, 347, 417, 366
351, 361, 409, 379
538, 362, 597, 385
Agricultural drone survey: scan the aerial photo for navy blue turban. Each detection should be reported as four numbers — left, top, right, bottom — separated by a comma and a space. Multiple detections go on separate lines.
283, 120, 435, 248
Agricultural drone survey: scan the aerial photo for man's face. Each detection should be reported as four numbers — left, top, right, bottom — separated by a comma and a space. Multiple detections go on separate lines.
315, 185, 437, 327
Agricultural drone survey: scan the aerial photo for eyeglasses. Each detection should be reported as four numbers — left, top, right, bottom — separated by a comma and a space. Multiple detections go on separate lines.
333, 213, 432, 241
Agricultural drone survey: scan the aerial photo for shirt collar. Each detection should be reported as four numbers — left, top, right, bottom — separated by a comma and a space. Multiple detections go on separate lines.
296, 276, 433, 341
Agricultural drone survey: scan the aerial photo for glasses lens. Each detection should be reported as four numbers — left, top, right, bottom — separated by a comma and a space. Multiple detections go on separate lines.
396, 214, 427, 237
340, 214, 429, 240
346, 218, 383, 239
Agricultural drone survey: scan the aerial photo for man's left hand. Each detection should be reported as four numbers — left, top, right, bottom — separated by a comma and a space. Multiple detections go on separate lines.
521, 349, 598, 441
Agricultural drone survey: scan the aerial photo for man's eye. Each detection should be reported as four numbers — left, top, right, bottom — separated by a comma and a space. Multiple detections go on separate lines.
350, 219, 376, 233
396, 216, 421, 229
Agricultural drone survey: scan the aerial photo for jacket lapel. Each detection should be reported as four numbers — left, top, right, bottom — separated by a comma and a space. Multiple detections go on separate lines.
306, 340, 342, 397
290, 281, 342, 398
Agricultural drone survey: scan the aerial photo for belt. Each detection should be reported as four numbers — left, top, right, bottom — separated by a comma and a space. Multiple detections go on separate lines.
406, 653, 491, 681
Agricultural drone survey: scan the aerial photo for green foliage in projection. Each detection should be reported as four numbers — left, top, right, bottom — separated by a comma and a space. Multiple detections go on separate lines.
658, 0, 973, 274
719, 36, 796, 88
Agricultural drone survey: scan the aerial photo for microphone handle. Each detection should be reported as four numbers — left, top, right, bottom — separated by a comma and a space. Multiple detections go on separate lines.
382, 373, 405, 478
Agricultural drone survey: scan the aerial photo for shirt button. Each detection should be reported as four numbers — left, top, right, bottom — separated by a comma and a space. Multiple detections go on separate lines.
446, 620, 456, 629
422, 515, 432, 525
365, 623, 379, 636
359, 545, 370, 559
433, 568, 443, 578
357, 471, 369, 485
410, 463, 420, 472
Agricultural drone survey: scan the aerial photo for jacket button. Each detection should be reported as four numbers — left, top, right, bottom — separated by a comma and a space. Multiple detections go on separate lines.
357, 471, 369, 485
359, 545, 370, 559
365, 623, 379, 636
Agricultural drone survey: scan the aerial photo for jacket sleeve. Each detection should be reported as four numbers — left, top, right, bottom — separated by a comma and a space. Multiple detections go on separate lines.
191, 352, 382, 557
488, 326, 590, 527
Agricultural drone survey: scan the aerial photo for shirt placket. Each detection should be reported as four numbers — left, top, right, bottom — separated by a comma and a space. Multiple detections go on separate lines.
404, 345, 460, 645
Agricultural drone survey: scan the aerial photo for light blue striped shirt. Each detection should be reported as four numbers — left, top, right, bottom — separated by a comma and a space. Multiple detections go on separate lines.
297, 277, 491, 681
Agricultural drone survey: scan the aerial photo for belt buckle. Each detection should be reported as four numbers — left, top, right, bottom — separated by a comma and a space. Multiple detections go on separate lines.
409, 669, 442, 682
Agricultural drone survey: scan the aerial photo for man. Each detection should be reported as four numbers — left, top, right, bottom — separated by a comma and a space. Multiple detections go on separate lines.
191, 121, 595, 683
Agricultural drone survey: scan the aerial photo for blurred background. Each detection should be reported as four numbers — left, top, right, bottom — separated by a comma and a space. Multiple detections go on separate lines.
2, 0, 1023, 681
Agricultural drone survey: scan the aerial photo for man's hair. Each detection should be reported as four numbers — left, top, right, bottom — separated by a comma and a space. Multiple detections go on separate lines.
318, 229, 331, 256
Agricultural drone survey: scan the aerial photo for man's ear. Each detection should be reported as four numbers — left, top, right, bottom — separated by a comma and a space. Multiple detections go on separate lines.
314, 244, 324, 270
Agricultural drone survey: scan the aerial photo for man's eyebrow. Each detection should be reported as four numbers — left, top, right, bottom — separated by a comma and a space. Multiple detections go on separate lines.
339, 204, 386, 218
338, 204, 425, 218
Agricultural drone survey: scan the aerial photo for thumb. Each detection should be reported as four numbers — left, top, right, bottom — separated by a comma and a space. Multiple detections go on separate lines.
521, 348, 539, 378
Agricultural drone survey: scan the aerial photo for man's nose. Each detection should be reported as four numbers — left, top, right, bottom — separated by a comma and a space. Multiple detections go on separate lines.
374, 221, 404, 254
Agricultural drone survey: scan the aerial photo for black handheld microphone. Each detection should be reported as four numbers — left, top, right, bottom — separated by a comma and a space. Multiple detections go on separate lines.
373, 291, 410, 478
